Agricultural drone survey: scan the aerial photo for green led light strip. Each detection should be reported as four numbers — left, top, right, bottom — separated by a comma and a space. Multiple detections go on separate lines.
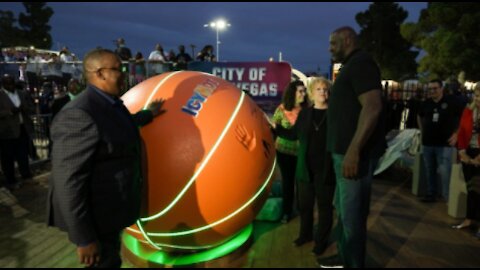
123, 223, 253, 266
136, 239, 216, 250
131, 156, 275, 247
140, 91, 246, 222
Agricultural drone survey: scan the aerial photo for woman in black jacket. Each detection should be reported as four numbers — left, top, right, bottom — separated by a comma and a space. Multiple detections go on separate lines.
272, 77, 336, 256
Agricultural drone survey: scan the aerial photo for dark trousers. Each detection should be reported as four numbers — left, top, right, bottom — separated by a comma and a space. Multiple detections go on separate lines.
297, 169, 335, 248
461, 147, 480, 221
277, 151, 297, 217
0, 125, 32, 185
91, 232, 122, 268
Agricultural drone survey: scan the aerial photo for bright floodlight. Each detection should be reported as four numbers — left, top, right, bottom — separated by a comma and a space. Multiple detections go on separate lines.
216, 20, 226, 30
203, 19, 231, 61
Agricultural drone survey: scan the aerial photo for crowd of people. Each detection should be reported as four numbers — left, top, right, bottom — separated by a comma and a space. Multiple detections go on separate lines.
268, 26, 479, 268
0, 39, 217, 104
0, 27, 479, 268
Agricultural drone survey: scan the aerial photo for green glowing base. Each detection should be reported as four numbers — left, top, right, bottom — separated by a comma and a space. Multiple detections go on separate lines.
122, 224, 253, 267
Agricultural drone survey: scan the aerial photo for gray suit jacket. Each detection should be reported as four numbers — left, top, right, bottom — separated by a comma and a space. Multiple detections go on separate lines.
47, 85, 152, 246
0, 88, 34, 139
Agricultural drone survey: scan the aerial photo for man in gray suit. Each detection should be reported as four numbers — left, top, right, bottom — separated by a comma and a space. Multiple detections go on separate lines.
47, 48, 165, 268
0, 74, 35, 190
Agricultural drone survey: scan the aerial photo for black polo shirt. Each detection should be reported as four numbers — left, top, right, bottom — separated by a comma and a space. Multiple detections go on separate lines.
327, 49, 386, 159
419, 95, 463, 146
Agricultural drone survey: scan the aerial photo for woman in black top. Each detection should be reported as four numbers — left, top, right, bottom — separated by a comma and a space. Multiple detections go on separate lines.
271, 77, 336, 256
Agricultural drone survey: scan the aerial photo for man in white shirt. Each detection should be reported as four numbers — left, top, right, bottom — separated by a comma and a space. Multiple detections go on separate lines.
148, 44, 167, 75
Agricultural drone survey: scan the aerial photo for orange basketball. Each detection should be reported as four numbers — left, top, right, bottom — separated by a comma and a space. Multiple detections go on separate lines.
121, 71, 276, 252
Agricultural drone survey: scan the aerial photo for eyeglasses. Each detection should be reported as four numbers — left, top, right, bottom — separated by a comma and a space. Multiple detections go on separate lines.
97, 67, 123, 73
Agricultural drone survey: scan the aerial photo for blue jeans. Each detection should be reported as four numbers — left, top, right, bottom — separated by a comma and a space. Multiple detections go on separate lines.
332, 154, 378, 268
422, 145, 454, 200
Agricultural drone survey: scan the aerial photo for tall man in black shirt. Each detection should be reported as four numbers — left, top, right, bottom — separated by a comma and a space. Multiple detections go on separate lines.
319, 26, 386, 268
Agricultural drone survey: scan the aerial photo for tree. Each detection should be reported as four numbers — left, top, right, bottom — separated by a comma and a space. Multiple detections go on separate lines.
401, 3, 480, 81
356, 2, 419, 81
18, 2, 54, 49
0, 2, 53, 49
0, 11, 22, 48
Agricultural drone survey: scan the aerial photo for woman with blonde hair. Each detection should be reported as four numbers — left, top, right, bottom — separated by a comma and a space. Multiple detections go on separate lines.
455, 83, 480, 239
272, 77, 336, 255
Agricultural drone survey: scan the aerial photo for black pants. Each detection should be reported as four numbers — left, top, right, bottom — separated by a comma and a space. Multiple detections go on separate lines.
91, 232, 122, 268
461, 147, 480, 221
277, 151, 297, 217
297, 169, 335, 248
0, 125, 32, 186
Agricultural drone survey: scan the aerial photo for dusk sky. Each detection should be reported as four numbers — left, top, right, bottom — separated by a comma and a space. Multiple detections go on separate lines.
2, 2, 427, 73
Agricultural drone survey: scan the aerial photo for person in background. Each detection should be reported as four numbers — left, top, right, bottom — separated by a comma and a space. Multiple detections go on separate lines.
0, 74, 35, 190
196, 45, 216, 62
417, 79, 463, 203
50, 78, 84, 119
114, 38, 132, 90
176, 45, 192, 70
133, 52, 146, 84
271, 80, 308, 224
148, 44, 167, 76
114, 38, 132, 62
453, 83, 480, 239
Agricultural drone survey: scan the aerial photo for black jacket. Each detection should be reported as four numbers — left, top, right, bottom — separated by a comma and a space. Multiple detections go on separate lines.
47, 86, 152, 245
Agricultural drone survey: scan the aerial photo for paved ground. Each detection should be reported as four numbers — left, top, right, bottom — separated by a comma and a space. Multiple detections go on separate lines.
1, 164, 480, 268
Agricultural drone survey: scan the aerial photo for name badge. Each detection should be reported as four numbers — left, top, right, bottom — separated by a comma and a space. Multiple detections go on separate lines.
432, 112, 439, 122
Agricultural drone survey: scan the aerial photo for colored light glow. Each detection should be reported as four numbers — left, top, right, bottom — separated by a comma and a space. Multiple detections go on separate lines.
122, 223, 252, 266
129, 156, 276, 247
137, 239, 216, 250
140, 91, 246, 222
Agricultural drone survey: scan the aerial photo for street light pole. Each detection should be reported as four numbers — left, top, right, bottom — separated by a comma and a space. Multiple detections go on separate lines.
216, 27, 220, 61
204, 19, 230, 62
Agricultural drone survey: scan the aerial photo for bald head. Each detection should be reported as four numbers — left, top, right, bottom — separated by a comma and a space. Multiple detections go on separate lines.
329, 26, 359, 63
83, 48, 118, 82
333, 26, 359, 46
83, 48, 124, 96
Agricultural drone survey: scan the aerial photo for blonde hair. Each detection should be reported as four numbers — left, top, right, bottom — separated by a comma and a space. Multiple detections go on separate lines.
468, 83, 480, 110
307, 77, 332, 101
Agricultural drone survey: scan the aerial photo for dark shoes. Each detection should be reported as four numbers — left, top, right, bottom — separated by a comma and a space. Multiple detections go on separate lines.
316, 254, 344, 268
420, 195, 436, 203
293, 236, 312, 247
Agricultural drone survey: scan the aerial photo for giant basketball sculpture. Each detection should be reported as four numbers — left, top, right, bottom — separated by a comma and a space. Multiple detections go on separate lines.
121, 71, 276, 266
